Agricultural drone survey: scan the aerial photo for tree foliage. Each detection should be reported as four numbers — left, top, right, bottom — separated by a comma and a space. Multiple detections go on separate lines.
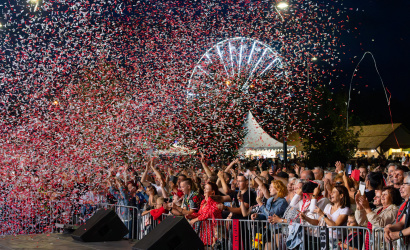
300, 86, 360, 167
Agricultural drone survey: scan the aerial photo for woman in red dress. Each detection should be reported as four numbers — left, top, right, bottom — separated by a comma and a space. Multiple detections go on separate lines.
187, 182, 222, 248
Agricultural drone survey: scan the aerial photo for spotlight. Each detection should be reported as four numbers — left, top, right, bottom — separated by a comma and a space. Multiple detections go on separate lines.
277, 2, 289, 9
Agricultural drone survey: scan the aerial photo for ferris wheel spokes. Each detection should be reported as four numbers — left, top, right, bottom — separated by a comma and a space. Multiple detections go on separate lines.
216, 45, 230, 78
243, 48, 269, 90
238, 42, 244, 78
187, 37, 286, 99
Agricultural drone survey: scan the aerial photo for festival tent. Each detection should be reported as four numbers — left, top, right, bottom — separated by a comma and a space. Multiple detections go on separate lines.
238, 112, 295, 158
352, 123, 410, 158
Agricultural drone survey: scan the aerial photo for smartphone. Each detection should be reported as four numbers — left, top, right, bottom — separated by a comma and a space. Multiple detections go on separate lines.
346, 164, 352, 175
271, 164, 277, 173
244, 169, 251, 178
359, 181, 366, 195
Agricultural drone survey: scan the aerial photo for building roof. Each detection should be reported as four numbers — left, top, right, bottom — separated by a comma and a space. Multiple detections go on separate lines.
352, 123, 410, 150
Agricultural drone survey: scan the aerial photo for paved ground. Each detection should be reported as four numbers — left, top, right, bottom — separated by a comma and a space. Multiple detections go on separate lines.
0, 233, 136, 250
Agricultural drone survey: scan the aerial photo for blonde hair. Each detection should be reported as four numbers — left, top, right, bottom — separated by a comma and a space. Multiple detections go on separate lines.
272, 180, 288, 198
156, 197, 164, 205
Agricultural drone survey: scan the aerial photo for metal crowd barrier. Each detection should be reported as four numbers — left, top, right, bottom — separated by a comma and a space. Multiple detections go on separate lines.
99, 203, 142, 239
1, 201, 402, 250
144, 216, 375, 250
373, 227, 396, 250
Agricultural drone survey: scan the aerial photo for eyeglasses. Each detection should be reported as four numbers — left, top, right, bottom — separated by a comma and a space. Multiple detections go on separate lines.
403, 183, 410, 186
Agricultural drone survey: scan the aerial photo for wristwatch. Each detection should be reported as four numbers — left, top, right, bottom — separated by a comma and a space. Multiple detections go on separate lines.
400, 230, 404, 239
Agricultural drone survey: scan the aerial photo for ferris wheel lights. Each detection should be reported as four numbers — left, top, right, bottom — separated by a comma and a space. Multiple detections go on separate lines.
188, 37, 284, 100
277, 2, 289, 10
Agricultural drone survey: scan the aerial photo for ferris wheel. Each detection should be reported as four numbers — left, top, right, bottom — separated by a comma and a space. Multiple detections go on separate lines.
187, 37, 286, 99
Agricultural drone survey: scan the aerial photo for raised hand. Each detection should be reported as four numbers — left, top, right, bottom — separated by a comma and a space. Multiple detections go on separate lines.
295, 186, 303, 196
217, 170, 224, 179
355, 191, 363, 210
358, 194, 370, 209
335, 161, 342, 172
313, 205, 324, 216
313, 186, 321, 197
294, 164, 300, 174
237, 192, 243, 202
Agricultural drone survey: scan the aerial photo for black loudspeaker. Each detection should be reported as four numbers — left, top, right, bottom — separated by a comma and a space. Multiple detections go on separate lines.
132, 216, 204, 250
71, 208, 129, 242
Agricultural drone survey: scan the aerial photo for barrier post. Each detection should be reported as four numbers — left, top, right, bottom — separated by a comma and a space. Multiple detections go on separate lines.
319, 225, 328, 250
232, 219, 240, 250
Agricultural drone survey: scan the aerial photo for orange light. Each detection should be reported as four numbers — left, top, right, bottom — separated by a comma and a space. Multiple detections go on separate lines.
226, 80, 230, 86
53, 100, 59, 105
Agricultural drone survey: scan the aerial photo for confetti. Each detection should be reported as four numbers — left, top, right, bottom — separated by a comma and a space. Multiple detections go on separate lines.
0, 0, 350, 234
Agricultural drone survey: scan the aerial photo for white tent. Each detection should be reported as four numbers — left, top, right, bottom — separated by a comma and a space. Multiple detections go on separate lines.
238, 111, 295, 158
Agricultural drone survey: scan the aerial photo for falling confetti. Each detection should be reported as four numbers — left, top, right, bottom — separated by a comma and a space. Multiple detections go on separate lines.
0, 0, 351, 234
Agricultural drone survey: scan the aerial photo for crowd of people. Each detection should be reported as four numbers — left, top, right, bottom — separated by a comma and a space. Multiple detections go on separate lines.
1, 153, 410, 249
98, 153, 410, 249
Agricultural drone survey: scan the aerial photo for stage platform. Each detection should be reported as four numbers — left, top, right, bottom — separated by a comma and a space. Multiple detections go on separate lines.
0, 233, 136, 249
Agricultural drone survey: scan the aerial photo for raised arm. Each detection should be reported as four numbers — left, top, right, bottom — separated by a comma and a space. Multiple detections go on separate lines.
224, 158, 239, 173
141, 160, 150, 184
238, 192, 252, 217
150, 158, 165, 183
199, 152, 213, 178
251, 173, 270, 199
217, 170, 232, 195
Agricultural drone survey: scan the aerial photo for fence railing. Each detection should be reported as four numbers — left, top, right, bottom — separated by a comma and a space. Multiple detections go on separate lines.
1, 201, 402, 250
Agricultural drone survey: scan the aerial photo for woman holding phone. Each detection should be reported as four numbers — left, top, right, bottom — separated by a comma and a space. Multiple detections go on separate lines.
355, 186, 401, 250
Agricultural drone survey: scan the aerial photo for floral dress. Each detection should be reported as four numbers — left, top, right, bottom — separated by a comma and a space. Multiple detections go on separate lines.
190, 197, 222, 246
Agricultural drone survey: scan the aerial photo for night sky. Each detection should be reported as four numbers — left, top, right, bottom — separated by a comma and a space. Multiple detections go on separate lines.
1, 0, 409, 127
336, 0, 410, 127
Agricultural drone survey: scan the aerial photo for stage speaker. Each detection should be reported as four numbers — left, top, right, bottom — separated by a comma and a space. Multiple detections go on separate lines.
71, 208, 129, 242
132, 216, 204, 250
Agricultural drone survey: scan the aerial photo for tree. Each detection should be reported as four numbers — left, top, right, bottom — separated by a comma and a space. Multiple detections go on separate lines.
300, 86, 360, 167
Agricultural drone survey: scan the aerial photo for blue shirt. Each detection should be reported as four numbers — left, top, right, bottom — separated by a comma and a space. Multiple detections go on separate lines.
256, 197, 288, 220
